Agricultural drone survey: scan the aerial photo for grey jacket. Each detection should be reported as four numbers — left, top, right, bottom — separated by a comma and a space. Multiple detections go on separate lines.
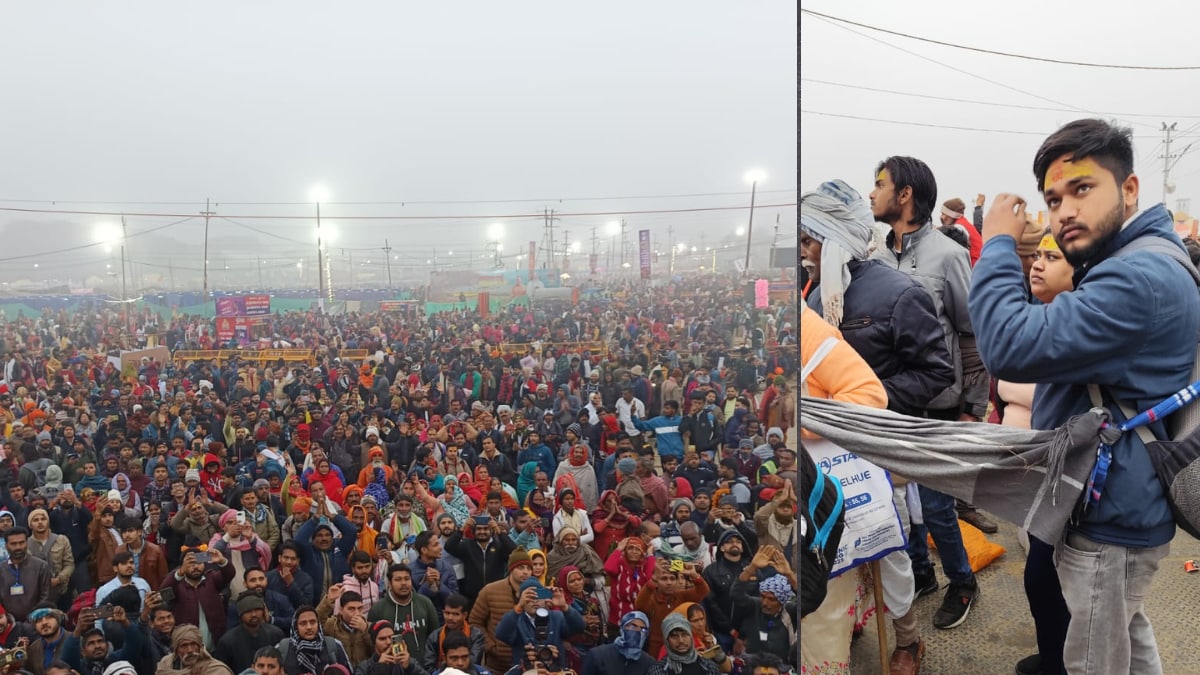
872, 223, 986, 416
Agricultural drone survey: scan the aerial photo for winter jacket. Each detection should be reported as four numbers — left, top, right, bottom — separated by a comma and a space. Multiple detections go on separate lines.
213, 622, 285, 674
495, 606, 585, 669
970, 203, 1200, 548
872, 222, 985, 415
580, 643, 656, 675
443, 530, 516, 600
422, 624, 487, 673
807, 259, 955, 416
467, 576, 523, 672
117, 540, 167, 591
295, 514, 358, 604
316, 595, 375, 666
162, 559, 237, 644
366, 589, 440, 658
632, 413, 684, 460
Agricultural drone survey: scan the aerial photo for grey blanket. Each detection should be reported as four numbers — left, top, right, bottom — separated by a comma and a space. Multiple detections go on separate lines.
800, 396, 1117, 545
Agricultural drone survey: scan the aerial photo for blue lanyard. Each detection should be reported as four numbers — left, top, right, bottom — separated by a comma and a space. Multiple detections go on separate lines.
807, 464, 843, 569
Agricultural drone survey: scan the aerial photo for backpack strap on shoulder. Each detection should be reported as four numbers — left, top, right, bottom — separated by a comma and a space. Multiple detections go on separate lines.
807, 464, 843, 570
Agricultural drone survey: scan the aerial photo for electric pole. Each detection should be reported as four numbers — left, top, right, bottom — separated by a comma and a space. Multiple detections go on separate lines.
257, 257, 263, 289
120, 215, 129, 335
201, 198, 215, 313
667, 224, 675, 274
619, 219, 628, 270
1163, 122, 1179, 204
381, 237, 396, 288
590, 227, 599, 275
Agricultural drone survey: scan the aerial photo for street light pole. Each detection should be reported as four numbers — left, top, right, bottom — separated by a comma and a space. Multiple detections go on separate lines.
120, 215, 129, 336
743, 179, 759, 276
316, 201, 326, 312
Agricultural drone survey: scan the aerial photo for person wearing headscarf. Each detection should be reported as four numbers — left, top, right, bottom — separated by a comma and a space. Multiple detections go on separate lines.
737, 574, 796, 666
581, 610, 655, 675
282, 606, 351, 675
591, 490, 642, 558
110, 473, 142, 517
438, 474, 475, 527
546, 526, 604, 581
604, 535, 655, 630
656, 602, 731, 673
648, 613, 720, 675
799, 178, 877, 327
154, 623, 235, 675
553, 444, 598, 510
557, 565, 606, 671
515, 461, 539, 507
529, 549, 549, 586
551, 488, 594, 546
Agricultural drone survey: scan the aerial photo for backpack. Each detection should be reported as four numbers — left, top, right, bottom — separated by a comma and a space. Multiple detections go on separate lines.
800, 443, 844, 618
1090, 236, 1200, 539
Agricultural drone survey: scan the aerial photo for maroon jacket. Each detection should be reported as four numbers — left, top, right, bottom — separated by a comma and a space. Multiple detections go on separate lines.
162, 561, 237, 641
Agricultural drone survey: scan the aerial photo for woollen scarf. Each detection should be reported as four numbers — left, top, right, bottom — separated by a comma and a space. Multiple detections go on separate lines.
662, 613, 699, 671
799, 179, 875, 326
289, 616, 327, 675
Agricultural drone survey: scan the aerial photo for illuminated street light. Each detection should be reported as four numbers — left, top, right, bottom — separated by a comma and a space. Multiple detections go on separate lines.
735, 226, 746, 236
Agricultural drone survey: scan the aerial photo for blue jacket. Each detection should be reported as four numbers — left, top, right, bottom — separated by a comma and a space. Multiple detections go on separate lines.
517, 444, 557, 478
495, 606, 585, 669
969, 204, 1200, 547
295, 514, 359, 604
632, 413, 684, 459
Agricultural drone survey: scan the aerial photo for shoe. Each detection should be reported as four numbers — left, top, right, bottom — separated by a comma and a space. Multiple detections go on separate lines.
1015, 653, 1042, 675
958, 505, 999, 534
889, 639, 925, 675
933, 582, 979, 629
913, 569, 939, 599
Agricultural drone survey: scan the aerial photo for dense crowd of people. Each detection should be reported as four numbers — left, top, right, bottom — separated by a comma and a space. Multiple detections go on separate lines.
0, 276, 799, 675
800, 118, 1199, 675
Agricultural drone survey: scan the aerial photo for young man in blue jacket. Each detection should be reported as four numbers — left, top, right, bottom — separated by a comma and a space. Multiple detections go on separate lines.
632, 400, 684, 462
970, 118, 1200, 675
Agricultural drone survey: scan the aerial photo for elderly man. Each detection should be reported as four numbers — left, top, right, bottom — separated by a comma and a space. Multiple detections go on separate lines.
155, 623, 233, 675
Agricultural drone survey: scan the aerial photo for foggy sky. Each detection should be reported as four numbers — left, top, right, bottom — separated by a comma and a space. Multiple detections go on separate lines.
801, 1, 1200, 221
0, 1, 797, 287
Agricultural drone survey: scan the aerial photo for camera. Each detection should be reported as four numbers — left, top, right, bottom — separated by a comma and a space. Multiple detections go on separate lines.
532, 608, 556, 664
0, 643, 26, 666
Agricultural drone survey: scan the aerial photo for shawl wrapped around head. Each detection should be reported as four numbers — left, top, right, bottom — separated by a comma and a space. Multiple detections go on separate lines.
800, 396, 1113, 545
800, 179, 875, 326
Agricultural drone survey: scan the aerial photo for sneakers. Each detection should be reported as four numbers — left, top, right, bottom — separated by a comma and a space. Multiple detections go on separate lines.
913, 568, 939, 599
1014, 654, 1042, 675
889, 639, 925, 675
933, 581, 979, 629
957, 503, 999, 534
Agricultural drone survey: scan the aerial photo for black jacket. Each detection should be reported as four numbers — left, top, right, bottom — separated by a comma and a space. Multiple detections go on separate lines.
443, 530, 516, 600
807, 259, 954, 416
580, 643, 656, 675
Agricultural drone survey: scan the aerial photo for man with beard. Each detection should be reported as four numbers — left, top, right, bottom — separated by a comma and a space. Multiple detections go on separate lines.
702, 530, 753, 650
868, 155, 986, 632
423, 593, 486, 672
295, 513, 357, 605
163, 545, 235, 651
64, 597, 145, 675
27, 604, 70, 673
0, 526, 51, 621
156, 623, 234, 675
214, 593, 285, 674
434, 514, 466, 583
366, 564, 438, 658
230, 567, 295, 633
971, 118, 1200, 674
469, 548, 534, 672
380, 494, 426, 549
267, 542, 314, 617
444, 516, 516, 600
26, 508, 74, 604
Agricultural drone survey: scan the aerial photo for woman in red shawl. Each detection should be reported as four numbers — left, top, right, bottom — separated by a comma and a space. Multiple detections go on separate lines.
591, 490, 641, 557
603, 535, 656, 629
306, 457, 346, 507
669, 476, 693, 501
457, 471, 484, 505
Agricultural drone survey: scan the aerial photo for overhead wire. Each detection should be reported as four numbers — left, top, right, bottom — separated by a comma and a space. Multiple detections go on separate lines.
0, 202, 794, 221
803, 11, 1161, 131
801, 78, 1200, 121
801, 10, 1200, 71
0, 216, 195, 264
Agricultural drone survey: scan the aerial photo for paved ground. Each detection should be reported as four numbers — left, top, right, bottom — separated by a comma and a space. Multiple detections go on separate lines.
849, 514, 1200, 674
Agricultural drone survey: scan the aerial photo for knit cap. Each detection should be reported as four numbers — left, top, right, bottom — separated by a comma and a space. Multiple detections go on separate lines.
508, 546, 533, 572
